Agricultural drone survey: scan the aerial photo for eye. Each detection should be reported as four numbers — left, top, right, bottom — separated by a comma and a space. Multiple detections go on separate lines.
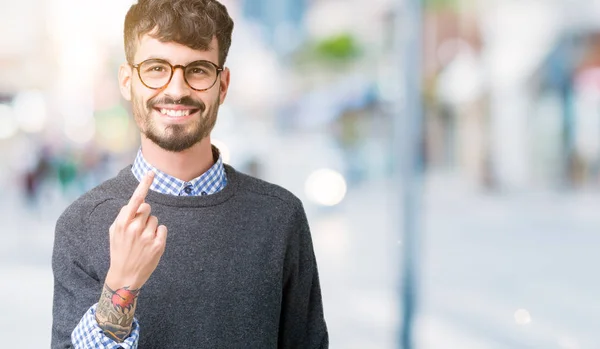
191, 68, 207, 74
140, 61, 170, 74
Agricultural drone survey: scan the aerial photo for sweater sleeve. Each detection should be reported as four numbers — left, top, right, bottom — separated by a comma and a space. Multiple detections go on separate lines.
278, 203, 329, 349
51, 201, 139, 348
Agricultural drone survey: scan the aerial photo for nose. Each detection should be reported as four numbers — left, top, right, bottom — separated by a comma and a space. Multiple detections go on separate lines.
162, 66, 191, 100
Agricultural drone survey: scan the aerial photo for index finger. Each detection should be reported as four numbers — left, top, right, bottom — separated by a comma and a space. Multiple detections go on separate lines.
125, 171, 155, 220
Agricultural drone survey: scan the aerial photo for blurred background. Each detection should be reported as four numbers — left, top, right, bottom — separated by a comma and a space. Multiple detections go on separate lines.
1, 0, 599, 348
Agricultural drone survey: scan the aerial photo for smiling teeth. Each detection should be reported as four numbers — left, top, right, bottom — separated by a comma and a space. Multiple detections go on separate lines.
160, 109, 191, 117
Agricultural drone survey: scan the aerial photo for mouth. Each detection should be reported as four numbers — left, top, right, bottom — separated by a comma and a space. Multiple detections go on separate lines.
153, 107, 201, 119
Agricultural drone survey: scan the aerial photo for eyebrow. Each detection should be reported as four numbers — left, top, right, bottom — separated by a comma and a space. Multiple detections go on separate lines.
141, 57, 219, 66
144, 55, 168, 61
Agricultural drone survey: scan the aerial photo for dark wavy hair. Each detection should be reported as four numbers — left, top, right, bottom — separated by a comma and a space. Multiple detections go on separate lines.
124, 0, 234, 66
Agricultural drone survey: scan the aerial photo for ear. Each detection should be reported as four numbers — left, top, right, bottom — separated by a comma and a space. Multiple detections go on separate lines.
119, 63, 133, 101
218, 67, 230, 105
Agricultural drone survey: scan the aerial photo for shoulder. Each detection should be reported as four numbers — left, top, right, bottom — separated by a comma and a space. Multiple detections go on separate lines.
231, 169, 312, 238
56, 168, 131, 231
230, 166, 304, 213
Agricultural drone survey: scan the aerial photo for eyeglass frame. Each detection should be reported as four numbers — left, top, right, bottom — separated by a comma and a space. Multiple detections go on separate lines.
130, 58, 224, 92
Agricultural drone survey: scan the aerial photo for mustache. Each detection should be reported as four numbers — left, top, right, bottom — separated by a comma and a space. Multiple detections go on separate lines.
147, 96, 205, 111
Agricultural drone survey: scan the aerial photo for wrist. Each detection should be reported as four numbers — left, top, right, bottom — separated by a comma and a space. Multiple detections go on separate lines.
105, 270, 143, 291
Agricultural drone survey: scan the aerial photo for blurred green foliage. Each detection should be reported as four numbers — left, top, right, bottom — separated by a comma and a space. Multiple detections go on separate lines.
293, 33, 362, 70
423, 0, 462, 10
313, 34, 361, 61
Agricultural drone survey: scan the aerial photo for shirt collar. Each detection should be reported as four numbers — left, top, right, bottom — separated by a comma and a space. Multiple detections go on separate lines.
131, 145, 227, 196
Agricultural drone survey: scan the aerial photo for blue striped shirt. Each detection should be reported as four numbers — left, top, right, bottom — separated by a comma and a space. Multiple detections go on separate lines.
70, 145, 227, 349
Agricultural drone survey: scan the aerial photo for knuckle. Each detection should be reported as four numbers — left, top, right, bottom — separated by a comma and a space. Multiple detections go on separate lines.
139, 203, 151, 213
148, 216, 159, 227
153, 241, 165, 253
114, 220, 126, 232
139, 233, 152, 243
128, 220, 142, 233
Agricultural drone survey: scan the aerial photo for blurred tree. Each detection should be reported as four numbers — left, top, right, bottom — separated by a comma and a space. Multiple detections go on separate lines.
292, 32, 363, 72
424, 0, 462, 11
314, 34, 361, 61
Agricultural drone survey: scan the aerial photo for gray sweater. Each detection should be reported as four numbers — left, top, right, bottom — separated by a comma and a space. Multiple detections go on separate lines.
51, 164, 328, 348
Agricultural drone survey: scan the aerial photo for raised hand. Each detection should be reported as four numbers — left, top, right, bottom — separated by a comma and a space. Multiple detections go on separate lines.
106, 170, 167, 290
96, 171, 168, 342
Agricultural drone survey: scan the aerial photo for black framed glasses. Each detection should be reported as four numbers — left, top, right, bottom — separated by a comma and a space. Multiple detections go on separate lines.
131, 59, 224, 91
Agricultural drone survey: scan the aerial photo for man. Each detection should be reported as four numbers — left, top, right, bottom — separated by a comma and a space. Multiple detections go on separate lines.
51, 0, 329, 348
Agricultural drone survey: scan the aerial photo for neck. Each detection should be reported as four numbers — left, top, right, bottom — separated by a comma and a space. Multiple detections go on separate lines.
140, 135, 215, 182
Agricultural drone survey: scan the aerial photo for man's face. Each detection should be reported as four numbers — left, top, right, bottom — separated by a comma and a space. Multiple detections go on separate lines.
119, 34, 230, 152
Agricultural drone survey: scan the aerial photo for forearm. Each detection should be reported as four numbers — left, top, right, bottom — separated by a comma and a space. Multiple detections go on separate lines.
95, 283, 140, 342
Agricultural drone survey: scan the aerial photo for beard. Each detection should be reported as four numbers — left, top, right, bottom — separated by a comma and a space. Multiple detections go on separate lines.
132, 92, 219, 152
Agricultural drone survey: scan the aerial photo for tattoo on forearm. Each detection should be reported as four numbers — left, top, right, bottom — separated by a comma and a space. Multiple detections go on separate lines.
95, 284, 140, 342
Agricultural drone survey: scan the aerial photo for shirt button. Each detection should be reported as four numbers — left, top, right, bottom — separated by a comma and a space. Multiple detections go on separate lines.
201, 191, 207, 196
184, 185, 193, 194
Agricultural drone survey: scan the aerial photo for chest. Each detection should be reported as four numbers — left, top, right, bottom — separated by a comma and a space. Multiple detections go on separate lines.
88, 203, 286, 300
